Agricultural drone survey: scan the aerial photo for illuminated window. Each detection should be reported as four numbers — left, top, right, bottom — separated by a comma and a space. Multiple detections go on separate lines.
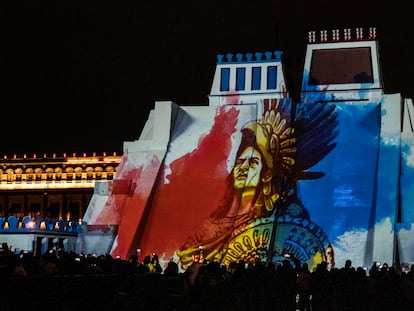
74, 167, 83, 180
55, 167, 62, 181
45, 167, 53, 181
86, 167, 94, 180
267, 66, 277, 89
15, 168, 23, 182
95, 167, 103, 180
106, 166, 115, 180
252, 67, 261, 90
25, 168, 33, 181
236, 68, 246, 91
220, 68, 230, 91
66, 167, 74, 181
34, 168, 42, 181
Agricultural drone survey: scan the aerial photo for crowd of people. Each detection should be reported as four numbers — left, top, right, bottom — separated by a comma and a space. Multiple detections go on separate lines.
1, 242, 414, 311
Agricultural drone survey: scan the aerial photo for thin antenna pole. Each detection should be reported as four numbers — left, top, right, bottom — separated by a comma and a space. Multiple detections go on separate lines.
266, 98, 297, 263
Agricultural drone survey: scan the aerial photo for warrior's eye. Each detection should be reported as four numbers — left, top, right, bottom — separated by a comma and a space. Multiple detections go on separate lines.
236, 157, 260, 167
235, 158, 245, 166
250, 157, 260, 166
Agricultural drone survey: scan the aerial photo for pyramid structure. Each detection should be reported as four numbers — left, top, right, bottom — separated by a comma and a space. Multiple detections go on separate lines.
80, 27, 414, 271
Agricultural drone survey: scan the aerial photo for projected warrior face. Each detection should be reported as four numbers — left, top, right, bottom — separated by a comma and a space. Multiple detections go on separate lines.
233, 146, 263, 190
176, 99, 337, 271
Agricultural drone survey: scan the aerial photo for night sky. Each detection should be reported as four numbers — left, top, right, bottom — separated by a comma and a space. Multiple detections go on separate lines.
1, 0, 413, 156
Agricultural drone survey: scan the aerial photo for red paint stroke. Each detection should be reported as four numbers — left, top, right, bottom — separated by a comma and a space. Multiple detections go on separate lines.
137, 106, 240, 260
110, 155, 163, 259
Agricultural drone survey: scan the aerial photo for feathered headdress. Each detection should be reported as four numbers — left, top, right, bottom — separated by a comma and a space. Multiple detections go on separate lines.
242, 98, 338, 215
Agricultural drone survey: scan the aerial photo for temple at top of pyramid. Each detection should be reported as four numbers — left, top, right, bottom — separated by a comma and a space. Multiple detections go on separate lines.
209, 50, 287, 106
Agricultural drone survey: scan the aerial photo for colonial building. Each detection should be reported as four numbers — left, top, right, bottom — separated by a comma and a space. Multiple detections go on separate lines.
0, 152, 121, 221
0, 152, 121, 254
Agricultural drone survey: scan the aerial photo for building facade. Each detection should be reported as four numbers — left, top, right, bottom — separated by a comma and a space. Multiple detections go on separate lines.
0, 152, 121, 223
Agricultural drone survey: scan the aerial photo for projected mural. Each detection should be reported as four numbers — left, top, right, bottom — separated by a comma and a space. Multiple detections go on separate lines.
83, 98, 338, 271
81, 27, 414, 271
173, 98, 337, 270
